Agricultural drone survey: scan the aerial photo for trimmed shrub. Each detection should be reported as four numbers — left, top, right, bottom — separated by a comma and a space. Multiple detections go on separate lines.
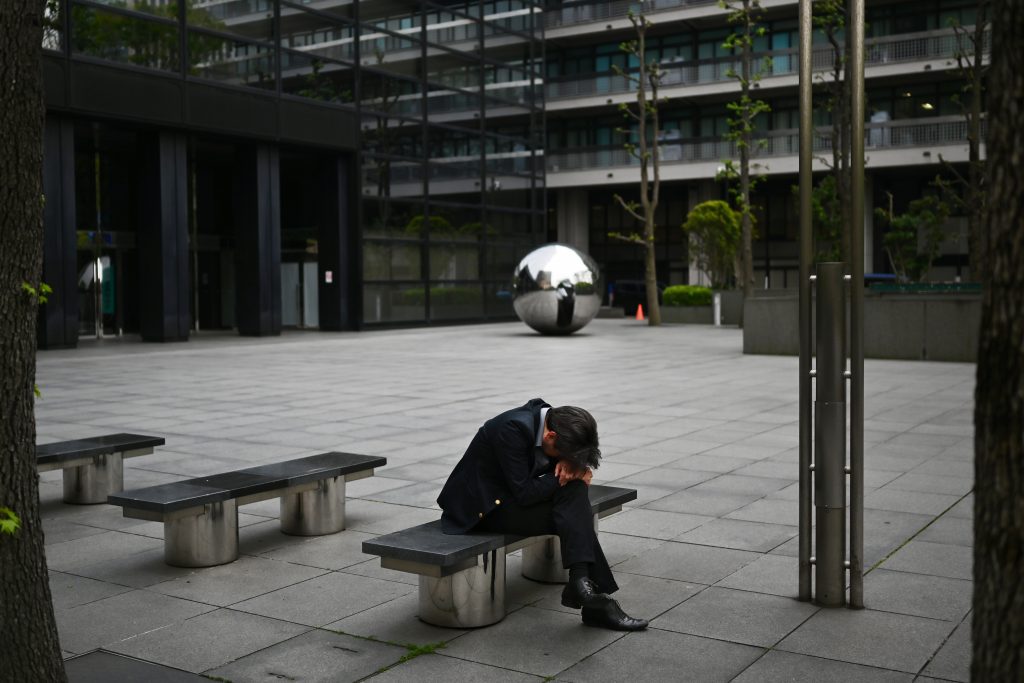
663, 285, 712, 307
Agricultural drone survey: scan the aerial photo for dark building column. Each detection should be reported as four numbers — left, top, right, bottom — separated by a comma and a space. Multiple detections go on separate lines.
38, 117, 79, 349
234, 144, 281, 336
318, 154, 357, 330
138, 131, 191, 342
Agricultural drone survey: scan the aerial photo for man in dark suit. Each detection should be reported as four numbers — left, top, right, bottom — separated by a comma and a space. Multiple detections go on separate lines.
437, 398, 647, 631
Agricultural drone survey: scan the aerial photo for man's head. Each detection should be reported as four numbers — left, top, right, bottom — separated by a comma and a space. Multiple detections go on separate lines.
542, 406, 601, 470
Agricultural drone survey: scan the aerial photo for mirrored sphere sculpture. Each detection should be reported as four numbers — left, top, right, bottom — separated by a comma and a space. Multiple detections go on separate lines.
512, 244, 601, 335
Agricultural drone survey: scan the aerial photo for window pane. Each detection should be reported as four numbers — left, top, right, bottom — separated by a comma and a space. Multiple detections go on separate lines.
189, 31, 275, 90
71, 4, 180, 73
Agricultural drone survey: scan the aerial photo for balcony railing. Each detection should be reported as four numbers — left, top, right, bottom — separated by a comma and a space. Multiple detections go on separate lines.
546, 116, 983, 172
545, 0, 720, 29
547, 27, 990, 100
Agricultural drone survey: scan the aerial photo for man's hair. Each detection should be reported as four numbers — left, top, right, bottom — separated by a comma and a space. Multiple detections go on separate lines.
547, 406, 601, 470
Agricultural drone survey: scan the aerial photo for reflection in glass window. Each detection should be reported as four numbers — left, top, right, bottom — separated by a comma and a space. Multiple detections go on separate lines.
71, 4, 180, 72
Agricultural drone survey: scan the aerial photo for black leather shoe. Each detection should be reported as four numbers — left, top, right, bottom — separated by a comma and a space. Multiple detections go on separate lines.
582, 598, 649, 631
561, 577, 607, 609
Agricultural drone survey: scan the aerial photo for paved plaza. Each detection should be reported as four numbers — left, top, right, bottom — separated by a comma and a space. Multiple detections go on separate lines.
36, 320, 974, 682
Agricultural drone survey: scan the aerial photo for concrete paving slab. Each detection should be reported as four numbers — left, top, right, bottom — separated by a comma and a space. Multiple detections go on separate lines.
205, 628, 407, 682
916, 515, 973, 547
67, 547, 194, 589
558, 627, 763, 683
673, 518, 797, 552
327, 593, 470, 645
690, 474, 792, 497
149, 555, 328, 606
598, 531, 666, 568
42, 518, 110, 546
616, 541, 760, 584
921, 614, 971, 682
49, 570, 132, 611
258, 529, 379, 570
725, 498, 800, 526
441, 606, 623, 678
65, 650, 207, 683
614, 466, 718, 490
880, 540, 973, 580
56, 589, 217, 654
731, 650, 914, 682
862, 569, 971, 622
108, 608, 310, 673
885, 473, 973, 496
598, 508, 712, 540
667, 453, 756, 473
652, 586, 817, 647
864, 489, 962, 516
644, 489, 760, 516
45, 530, 163, 573
777, 608, 956, 673
365, 481, 443, 508
715, 553, 799, 598
231, 570, 414, 626
338, 558, 420, 586
366, 653, 543, 682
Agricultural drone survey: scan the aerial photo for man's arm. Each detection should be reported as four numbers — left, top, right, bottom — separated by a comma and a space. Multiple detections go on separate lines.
493, 422, 560, 505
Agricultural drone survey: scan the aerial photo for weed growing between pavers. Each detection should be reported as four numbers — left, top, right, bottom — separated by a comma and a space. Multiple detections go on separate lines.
322, 627, 447, 674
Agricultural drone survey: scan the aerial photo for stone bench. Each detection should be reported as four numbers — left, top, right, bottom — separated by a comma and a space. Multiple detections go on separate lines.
362, 484, 637, 628
37, 433, 166, 505
108, 452, 385, 568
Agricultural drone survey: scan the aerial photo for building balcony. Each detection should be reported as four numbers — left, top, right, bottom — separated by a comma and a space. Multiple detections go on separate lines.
546, 26, 989, 111
546, 115, 983, 187
545, 0, 795, 37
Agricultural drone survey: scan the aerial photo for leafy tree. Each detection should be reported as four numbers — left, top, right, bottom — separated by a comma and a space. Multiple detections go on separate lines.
681, 200, 741, 289
934, 0, 990, 277
875, 193, 950, 282
813, 0, 854, 266
719, 0, 771, 300
791, 175, 843, 262
973, 2, 1024, 676
609, 11, 665, 326
0, 0, 67, 679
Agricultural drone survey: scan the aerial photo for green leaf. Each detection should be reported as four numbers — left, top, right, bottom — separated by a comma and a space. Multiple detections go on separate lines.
0, 507, 21, 536
34, 384, 42, 399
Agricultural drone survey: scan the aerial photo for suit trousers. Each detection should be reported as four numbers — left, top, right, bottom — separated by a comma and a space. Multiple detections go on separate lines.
476, 480, 619, 595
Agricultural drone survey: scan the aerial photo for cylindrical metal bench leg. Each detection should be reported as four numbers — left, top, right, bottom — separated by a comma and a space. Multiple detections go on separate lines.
280, 476, 346, 536
418, 549, 506, 628
164, 500, 238, 567
63, 454, 123, 504
521, 536, 567, 583
521, 512, 600, 584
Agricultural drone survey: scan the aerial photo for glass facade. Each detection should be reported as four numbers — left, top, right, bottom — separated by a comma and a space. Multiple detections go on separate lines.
44, 0, 546, 329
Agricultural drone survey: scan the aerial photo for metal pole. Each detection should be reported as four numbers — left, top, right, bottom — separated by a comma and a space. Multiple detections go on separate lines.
848, 0, 866, 610
796, 0, 814, 603
815, 262, 846, 607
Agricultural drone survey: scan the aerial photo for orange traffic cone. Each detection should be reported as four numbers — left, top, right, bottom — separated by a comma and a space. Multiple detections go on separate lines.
636, 304, 645, 321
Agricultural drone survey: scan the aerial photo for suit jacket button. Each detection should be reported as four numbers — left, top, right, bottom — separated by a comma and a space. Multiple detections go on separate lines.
478, 512, 483, 518
495, 499, 501, 505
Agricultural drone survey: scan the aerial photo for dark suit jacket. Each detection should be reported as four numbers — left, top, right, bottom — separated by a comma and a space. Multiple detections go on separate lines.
437, 398, 560, 533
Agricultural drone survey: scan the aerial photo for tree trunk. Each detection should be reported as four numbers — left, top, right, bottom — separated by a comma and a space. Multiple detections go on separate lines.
966, 0, 988, 277
739, 0, 755, 299
972, 1, 1024, 679
0, 1, 66, 680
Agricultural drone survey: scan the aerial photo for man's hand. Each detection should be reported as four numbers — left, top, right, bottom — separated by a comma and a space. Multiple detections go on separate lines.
555, 460, 593, 487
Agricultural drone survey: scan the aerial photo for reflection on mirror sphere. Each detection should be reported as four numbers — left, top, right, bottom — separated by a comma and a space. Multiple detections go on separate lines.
512, 244, 601, 335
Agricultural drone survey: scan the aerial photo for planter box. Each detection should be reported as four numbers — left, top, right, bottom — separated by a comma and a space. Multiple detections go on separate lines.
743, 291, 981, 362
662, 306, 713, 324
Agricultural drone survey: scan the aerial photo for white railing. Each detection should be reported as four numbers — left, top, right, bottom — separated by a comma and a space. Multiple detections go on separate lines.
547, 27, 990, 100
546, 116, 982, 172
545, 0, 721, 29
